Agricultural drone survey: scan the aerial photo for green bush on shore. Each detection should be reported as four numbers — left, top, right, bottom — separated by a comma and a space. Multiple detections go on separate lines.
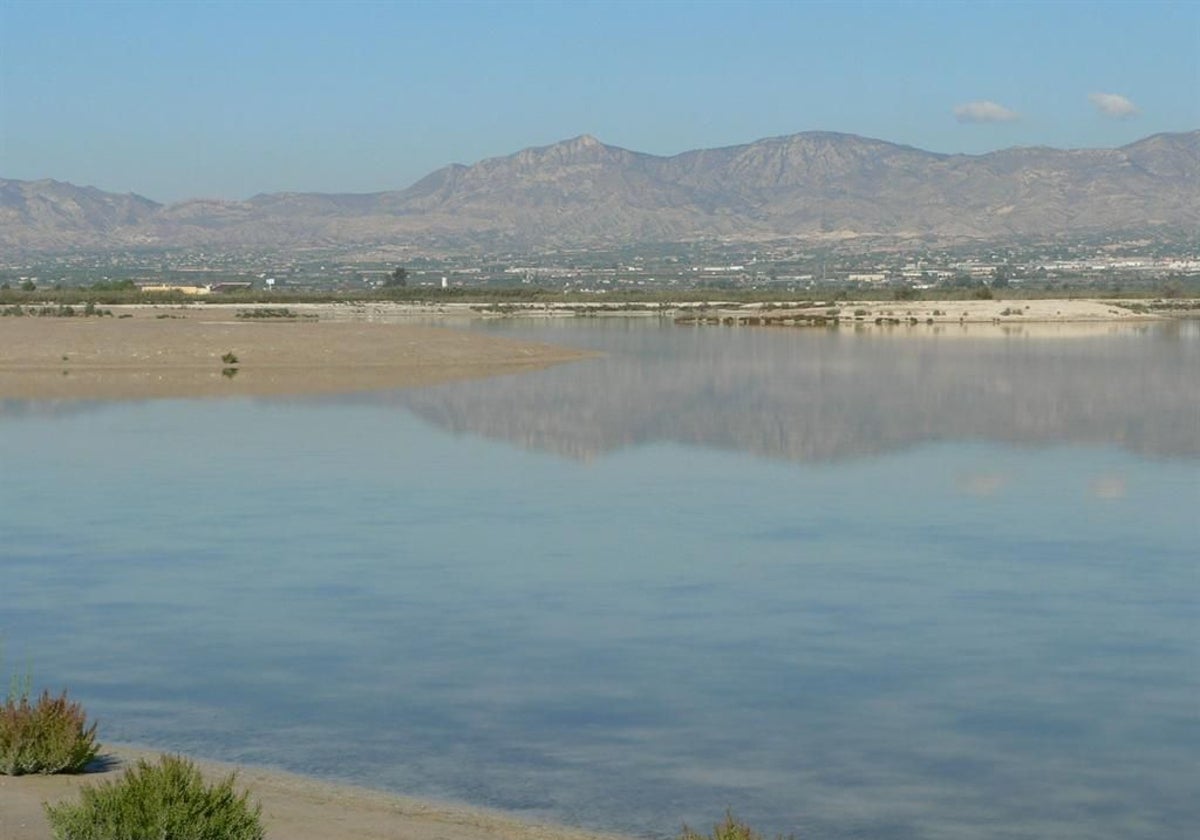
681, 811, 793, 840
1, 685, 99, 775
44, 754, 264, 840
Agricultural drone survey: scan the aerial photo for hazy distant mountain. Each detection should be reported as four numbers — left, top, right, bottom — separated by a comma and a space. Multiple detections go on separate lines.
0, 179, 161, 250
2, 130, 1197, 252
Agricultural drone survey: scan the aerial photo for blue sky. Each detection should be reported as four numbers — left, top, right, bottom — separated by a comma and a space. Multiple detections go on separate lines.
2, 0, 1196, 202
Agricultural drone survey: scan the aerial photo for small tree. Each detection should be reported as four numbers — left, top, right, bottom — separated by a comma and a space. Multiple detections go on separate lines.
385, 267, 408, 288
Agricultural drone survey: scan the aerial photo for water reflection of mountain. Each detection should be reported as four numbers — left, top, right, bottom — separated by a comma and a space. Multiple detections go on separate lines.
4, 322, 1196, 463
386, 322, 1200, 463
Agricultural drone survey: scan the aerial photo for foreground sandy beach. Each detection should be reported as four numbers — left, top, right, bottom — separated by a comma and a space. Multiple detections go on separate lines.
0, 745, 630, 840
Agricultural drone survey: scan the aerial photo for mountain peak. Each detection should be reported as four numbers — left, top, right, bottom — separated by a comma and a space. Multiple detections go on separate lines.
544, 133, 611, 155
4, 130, 1196, 251
498, 133, 626, 169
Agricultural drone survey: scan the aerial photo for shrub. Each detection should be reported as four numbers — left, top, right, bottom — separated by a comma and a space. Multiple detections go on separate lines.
234, 307, 311, 320
44, 754, 264, 840
221, 351, 239, 365
681, 811, 792, 840
0, 688, 99, 775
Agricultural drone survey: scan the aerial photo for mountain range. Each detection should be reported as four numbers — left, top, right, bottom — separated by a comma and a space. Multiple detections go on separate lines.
3, 130, 1197, 252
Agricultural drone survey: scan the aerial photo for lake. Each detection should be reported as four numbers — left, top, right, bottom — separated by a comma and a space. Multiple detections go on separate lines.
2, 319, 1197, 839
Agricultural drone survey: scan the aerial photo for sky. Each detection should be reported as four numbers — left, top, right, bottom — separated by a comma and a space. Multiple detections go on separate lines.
2, 0, 1197, 202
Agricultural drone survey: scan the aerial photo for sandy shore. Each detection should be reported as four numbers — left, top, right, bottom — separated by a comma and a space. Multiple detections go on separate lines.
0, 305, 591, 401
0, 745, 630, 840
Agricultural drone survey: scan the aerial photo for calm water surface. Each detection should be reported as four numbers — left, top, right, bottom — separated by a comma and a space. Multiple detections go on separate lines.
2, 320, 1197, 839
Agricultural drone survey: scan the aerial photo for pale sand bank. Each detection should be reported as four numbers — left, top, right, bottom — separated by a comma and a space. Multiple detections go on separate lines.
0, 307, 592, 401
702, 297, 1174, 325
0, 745, 631, 840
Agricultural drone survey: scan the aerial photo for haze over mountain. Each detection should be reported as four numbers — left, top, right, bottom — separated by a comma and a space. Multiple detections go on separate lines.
2, 130, 1197, 253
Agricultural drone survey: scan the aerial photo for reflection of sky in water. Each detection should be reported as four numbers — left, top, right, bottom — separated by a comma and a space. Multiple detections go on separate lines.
2, 323, 1198, 840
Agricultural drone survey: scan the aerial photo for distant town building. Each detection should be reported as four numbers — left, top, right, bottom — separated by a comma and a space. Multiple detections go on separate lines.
137, 284, 209, 296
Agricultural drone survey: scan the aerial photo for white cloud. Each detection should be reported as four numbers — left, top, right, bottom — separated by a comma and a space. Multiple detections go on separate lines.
1088, 92, 1139, 118
952, 100, 1020, 124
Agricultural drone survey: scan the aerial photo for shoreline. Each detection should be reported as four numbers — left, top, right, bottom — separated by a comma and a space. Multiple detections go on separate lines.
4, 297, 1192, 323
0, 299, 1191, 403
0, 743, 633, 840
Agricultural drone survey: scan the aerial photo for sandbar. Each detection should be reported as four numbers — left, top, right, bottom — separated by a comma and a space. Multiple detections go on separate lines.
0, 306, 591, 401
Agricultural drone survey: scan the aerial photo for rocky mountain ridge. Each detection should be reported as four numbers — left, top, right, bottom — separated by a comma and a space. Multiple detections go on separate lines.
3, 130, 1197, 252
